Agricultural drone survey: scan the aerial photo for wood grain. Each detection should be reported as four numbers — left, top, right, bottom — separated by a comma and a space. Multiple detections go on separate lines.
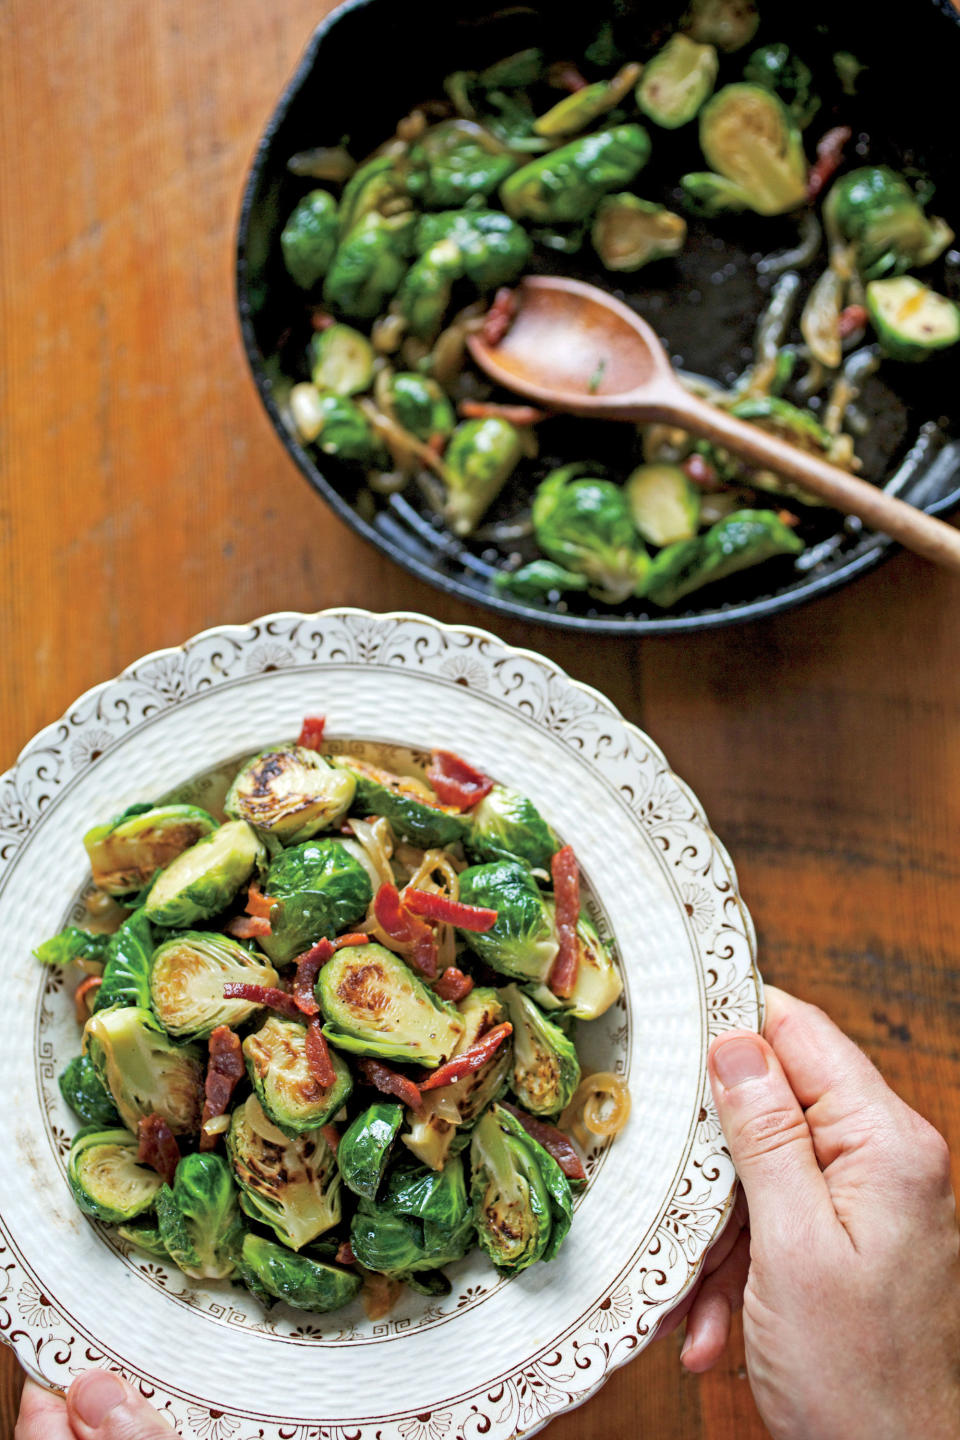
1, 2, 958, 1437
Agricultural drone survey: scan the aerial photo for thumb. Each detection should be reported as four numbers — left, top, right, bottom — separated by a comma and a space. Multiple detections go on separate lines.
66, 1372, 175, 1439
708, 1030, 836, 1247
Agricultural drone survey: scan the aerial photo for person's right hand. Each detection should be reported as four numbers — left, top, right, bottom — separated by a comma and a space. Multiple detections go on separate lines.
668, 986, 960, 1440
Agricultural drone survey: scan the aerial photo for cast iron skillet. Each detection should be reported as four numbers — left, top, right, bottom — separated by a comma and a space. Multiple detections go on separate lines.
236, 0, 960, 634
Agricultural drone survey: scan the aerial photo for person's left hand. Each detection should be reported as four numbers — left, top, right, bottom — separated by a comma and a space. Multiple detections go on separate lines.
16, 1373, 174, 1438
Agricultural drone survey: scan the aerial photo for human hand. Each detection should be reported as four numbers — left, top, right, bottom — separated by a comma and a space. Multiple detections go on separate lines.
16, 1372, 174, 1439
659, 985, 960, 1440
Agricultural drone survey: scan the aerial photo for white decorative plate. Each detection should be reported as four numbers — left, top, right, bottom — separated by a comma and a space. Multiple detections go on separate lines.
0, 609, 760, 1439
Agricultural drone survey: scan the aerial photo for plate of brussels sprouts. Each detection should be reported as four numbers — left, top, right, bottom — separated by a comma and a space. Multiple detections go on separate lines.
238, 0, 960, 632
0, 609, 759, 1439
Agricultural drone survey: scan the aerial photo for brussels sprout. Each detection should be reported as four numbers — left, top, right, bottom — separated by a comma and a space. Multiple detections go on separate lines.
636, 36, 718, 129
465, 784, 560, 871
499, 984, 580, 1116
457, 862, 558, 982
824, 167, 954, 279
150, 932, 279, 1040
83, 804, 218, 897
142, 820, 263, 928
491, 560, 589, 603
67, 1127, 163, 1224
59, 1055, 122, 1128
501, 125, 651, 225
626, 463, 702, 545
385, 373, 456, 443
323, 211, 414, 321
743, 43, 819, 129
244, 1016, 353, 1135
696, 85, 808, 216
478, 48, 543, 89
646, 509, 803, 609
527, 912, 623, 1021
281, 190, 339, 289
470, 1102, 572, 1273
116, 1221, 169, 1258
592, 195, 687, 271
443, 418, 525, 537
532, 465, 650, 604
403, 987, 512, 1171
228, 1095, 341, 1250
865, 277, 960, 362
238, 1232, 362, 1312
533, 62, 641, 138
84, 1006, 204, 1135
350, 1156, 473, 1277
308, 324, 375, 397
408, 120, 518, 208
338, 154, 410, 239
678, 172, 752, 216
728, 395, 830, 450
394, 238, 464, 341
683, 0, 759, 52
258, 837, 373, 966
308, 391, 387, 464
155, 1151, 244, 1279
34, 926, 113, 969
225, 746, 356, 845
337, 1102, 403, 1198
331, 755, 469, 848
318, 942, 465, 1066
93, 909, 154, 1011
414, 209, 532, 288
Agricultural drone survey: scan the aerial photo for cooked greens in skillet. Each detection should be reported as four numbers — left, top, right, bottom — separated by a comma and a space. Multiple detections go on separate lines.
269, 2, 957, 616
37, 718, 629, 1315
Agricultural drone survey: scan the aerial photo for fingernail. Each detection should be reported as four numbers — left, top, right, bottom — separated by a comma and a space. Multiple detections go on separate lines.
713, 1036, 768, 1089
680, 1329, 694, 1359
72, 1372, 126, 1428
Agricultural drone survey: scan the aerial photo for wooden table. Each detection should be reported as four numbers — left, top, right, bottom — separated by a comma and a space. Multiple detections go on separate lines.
1, 2, 958, 1435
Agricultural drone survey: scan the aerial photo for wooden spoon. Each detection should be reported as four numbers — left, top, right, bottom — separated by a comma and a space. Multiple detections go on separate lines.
468, 276, 960, 573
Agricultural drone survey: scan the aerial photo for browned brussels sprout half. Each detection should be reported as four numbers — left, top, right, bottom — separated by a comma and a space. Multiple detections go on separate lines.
149, 932, 278, 1040
226, 745, 356, 844
592, 195, 686, 272
84, 1007, 204, 1135
243, 1015, 353, 1136
318, 942, 465, 1067
83, 803, 217, 897
228, 1094, 342, 1250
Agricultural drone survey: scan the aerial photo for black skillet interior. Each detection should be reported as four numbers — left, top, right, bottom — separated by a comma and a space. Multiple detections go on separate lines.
237, 0, 960, 635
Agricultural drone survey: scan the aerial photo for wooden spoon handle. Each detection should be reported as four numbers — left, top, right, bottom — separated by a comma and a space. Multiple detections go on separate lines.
642, 388, 960, 575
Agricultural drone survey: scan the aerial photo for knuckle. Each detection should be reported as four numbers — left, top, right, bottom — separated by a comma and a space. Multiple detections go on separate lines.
910, 1118, 953, 1188
734, 1106, 809, 1161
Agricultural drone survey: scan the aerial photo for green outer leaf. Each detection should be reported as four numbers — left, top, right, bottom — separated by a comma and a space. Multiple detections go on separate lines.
259, 838, 373, 966
350, 1158, 473, 1275
33, 927, 113, 968
67, 1127, 162, 1225
94, 909, 154, 1011
238, 1233, 361, 1313
336, 761, 469, 847
464, 784, 560, 871
155, 1152, 244, 1280
337, 1102, 403, 1199
116, 1221, 169, 1258
457, 862, 558, 982
59, 1055, 121, 1127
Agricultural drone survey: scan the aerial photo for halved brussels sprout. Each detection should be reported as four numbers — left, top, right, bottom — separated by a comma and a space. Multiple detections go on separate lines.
338, 154, 410, 239
228, 1094, 341, 1251
457, 862, 558, 982
337, 1101, 403, 1199
697, 84, 808, 217
156, 1151, 244, 1280
385, 372, 456, 443
318, 942, 465, 1067
84, 1006, 204, 1135
243, 1016, 353, 1135
281, 190, 339, 289
94, 909, 154, 1011
500, 984, 580, 1116
150, 932, 279, 1040
678, 171, 752, 216
407, 120, 518, 208
646, 510, 803, 609
330, 755, 469, 848
501, 125, 652, 225
308, 324, 376, 397
533, 62, 641, 138
491, 560, 589, 604
226, 746, 356, 845
636, 36, 717, 129
866, 276, 960, 362
470, 1103, 572, 1273
67, 1127, 163, 1224
238, 1232, 362, 1312
592, 195, 687, 272
626, 463, 701, 546
414, 210, 532, 289
743, 43, 819, 129
395, 237, 464, 342
323, 211, 414, 321
528, 912, 622, 1021
142, 820, 263, 928
59, 1055, 121, 1128
259, 837, 373, 966
403, 987, 512, 1171
443, 417, 524, 537
465, 784, 560, 871
83, 804, 218, 897
682, 0, 759, 52
350, 1156, 473, 1277
478, 48, 543, 89
532, 465, 650, 605
825, 167, 954, 279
